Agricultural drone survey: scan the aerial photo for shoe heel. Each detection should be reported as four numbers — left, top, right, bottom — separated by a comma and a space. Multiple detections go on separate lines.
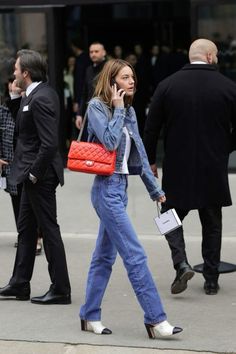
145, 324, 155, 339
81, 319, 87, 331
16, 295, 30, 301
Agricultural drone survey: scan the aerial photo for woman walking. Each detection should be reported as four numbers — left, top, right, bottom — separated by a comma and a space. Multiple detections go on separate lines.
79, 59, 183, 339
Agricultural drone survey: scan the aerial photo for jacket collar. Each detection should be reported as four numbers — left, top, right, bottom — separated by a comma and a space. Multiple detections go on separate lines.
26, 81, 42, 96
26, 81, 48, 97
182, 63, 218, 72
23, 82, 48, 105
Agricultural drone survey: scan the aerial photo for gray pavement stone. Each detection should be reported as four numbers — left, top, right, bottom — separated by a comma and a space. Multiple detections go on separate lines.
0, 342, 217, 354
0, 342, 216, 354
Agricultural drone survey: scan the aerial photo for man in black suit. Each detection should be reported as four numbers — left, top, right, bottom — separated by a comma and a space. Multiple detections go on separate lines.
144, 39, 236, 295
0, 49, 71, 304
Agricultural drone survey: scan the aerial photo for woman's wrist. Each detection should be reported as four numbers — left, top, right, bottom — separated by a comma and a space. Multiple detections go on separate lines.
113, 103, 124, 109
113, 106, 125, 112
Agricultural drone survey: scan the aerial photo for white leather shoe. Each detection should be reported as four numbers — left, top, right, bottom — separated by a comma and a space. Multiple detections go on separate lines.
145, 320, 183, 338
81, 319, 112, 334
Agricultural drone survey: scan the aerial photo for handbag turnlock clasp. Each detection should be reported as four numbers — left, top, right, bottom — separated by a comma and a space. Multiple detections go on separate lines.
86, 160, 94, 167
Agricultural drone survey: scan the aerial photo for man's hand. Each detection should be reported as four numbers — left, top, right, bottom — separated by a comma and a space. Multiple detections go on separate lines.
75, 115, 83, 130
150, 163, 158, 178
0, 159, 8, 168
73, 102, 79, 113
9, 80, 23, 96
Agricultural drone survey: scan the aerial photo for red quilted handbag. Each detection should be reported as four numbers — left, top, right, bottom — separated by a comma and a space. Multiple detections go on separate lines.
67, 141, 116, 175
67, 110, 116, 175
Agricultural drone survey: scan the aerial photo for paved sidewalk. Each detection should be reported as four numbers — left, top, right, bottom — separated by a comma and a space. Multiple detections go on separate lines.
0, 171, 236, 354
0, 342, 215, 354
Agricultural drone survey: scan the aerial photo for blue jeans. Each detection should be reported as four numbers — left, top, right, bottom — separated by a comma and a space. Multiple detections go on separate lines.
80, 174, 166, 324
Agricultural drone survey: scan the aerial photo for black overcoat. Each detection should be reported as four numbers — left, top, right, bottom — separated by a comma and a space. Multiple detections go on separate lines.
144, 64, 236, 209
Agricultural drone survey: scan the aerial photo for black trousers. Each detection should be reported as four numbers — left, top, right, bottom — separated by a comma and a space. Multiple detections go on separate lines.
11, 183, 42, 242
162, 204, 222, 282
10, 184, 22, 226
9, 166, 71, 294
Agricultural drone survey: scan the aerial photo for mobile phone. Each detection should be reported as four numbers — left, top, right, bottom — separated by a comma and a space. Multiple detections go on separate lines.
110, 78, 125, 96
111, 78, 121, 90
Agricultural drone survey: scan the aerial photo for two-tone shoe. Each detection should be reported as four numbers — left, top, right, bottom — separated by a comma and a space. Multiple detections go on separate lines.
81, 319, 112, 334
145, 320, 183, 339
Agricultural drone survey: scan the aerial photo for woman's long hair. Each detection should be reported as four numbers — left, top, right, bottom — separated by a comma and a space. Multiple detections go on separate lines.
93, 59, 137, 108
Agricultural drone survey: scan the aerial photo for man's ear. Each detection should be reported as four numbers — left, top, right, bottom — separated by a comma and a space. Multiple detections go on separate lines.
23, 70, 28, 78
206, 52, 213, 64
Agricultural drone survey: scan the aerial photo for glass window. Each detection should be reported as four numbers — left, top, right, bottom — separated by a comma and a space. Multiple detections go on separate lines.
196, 3, 236, 169
112, 3, 152, 19
0, 10, 47, 98
197, 4, 236, 80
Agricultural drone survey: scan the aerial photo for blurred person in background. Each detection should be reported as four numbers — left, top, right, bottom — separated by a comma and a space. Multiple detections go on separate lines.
0, 60, 42, 255
75, 42, 106, 141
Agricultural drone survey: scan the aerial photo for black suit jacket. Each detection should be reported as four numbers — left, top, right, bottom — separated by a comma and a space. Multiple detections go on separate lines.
144, 64, 236, 209
73, 51, 91, 104
79, 60, 106, 117
9, 82, 64, 186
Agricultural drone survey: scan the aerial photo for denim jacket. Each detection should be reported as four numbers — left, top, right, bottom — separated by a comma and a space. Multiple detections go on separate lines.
87, 97, 165, 200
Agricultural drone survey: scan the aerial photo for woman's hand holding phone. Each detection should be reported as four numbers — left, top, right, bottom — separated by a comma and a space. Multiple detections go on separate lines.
111, 82, 126, 109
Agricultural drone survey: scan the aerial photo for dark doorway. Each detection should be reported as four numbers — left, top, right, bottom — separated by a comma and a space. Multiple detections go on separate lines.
65, 2, 190, 56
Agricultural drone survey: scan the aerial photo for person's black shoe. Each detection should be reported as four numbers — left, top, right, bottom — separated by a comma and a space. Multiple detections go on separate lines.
204, 281, 219, 295
0, 284, 30, 300
31, 289, 71, 305
171, 261, 195, 294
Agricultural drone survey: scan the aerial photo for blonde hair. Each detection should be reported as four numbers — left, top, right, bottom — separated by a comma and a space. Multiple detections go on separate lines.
93, 58, 137, 107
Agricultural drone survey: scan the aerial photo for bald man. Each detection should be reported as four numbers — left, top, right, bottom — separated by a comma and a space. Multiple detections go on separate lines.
144, 38, 236, 295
